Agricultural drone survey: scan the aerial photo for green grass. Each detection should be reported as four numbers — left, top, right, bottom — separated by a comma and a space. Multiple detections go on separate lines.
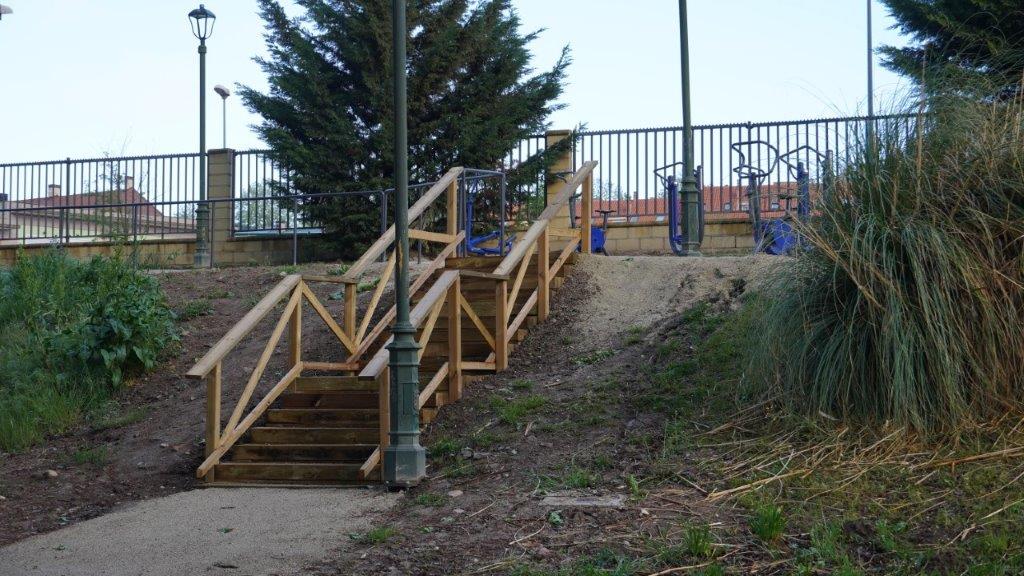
412, 493, 446, 507
174, 298, 213, 321
93, 406, 147, 431
683, 525, 715, 558
0, 251, 177, 451
538, 464, 598, 491
354, 526, 396, 544
490, 395, 546, 426
575, 349, 615, 366
70, 446, 110, 466
748, 89, 1024, 432
749, 504, 786, 543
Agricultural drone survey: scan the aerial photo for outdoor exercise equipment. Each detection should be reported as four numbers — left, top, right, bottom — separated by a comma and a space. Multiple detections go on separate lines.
654, 163, 706, 256
569, 196, 614, 255
731, 141, 830, 255
463, 171, 515, 256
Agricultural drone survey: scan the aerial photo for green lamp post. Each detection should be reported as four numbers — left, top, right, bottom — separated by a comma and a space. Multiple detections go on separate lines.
189, 4, 216, 268
678, 0, 702, 256
382, 0, 426, 487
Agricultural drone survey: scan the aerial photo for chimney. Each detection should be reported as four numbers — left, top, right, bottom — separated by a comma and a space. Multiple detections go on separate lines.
47, 184, 62, 197
124, 176, 135, 191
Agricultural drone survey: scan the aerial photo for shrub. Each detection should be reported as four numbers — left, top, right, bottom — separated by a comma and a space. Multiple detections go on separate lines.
750, 84, 1024, 433
0, 250, 177, 451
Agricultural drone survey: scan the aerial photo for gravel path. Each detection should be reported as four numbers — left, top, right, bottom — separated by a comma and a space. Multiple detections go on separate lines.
0, 488, 397, 576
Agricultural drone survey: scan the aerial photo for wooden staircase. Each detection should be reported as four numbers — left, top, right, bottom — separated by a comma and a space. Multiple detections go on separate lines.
188, 162, 597, 487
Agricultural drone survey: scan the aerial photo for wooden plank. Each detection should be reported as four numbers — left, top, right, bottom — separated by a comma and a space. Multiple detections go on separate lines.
342, 167, 463, 282
458, 269, 510, 281
344, 284, 357, 344
302, 361, 360, 372
446, 179, 458, 236
447, 277, 462, 401
507, 290, 538, 341
495, 280, 509, 371
357, 249, 396, 344
301, 275, 356, 285
493, 162, 597, 277
302, 284, 358, 354
224, 288, 301, 435
416, 297, 446, 361
288, 287, 302, 367
359, 447, 381, 480
358, 270, 460, 379
459, 295, 495, 350
187, 274, 301, 379
418, 363, 449, 409
196, 363, 303, 479
462, 361, 496, 371
537, 227, 550, 322
349, 233, 464, 363
408, 229, 458, 244
205, 363, 222, 464
506, 241, 536, 323
550, 235, 579, 280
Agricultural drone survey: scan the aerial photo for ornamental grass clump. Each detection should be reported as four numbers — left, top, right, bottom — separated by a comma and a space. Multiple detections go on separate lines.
751, 85, 1024, 433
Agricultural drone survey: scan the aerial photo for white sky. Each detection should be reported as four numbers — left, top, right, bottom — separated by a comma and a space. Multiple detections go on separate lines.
0, 1, 911, 163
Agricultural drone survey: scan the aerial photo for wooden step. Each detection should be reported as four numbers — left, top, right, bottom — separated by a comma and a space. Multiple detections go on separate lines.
266, 408, 379, 426
277, 392, 378, 409
213, 462, 366, 484
292, 376, 374, 392
232, 443, 376, 462
249, 426, 378, 444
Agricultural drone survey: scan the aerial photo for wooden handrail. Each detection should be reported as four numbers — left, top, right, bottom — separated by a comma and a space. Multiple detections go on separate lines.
493, 161, 597, 277
358, 269, 461, 379
187, 274, 302, 379
342, 167, 463, 282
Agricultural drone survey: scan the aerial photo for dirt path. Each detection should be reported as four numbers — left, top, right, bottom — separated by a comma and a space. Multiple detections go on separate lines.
0, 488, 397, 576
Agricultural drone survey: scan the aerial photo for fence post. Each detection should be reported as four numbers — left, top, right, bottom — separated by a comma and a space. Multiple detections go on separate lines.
581, 172, 593, 254
537, 227, 550, 322
205, 362, 222, 482
447, 276, 462, 401
545, 130, 574, 238
206, 149, 235, 267
494, 280, 509, 371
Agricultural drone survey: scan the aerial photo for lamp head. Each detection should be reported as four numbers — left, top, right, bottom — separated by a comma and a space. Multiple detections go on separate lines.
188, 4, 216, 41
0, 4, 13, 19
214, 85, 231, 99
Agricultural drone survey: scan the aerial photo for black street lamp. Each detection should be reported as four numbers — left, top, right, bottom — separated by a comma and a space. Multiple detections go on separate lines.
189, 4, 216, 268
0, 5, 12, 20
214, 84, 231, 148
678, 0, 701, 256
382, 0, 426, 487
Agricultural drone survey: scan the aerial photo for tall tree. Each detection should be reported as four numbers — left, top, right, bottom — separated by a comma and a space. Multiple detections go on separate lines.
880, 0, 1024, 96
240, 0, 570, 255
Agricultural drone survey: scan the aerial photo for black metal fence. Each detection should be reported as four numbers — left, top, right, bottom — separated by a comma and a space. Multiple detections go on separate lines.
1, 114, 919, 246
572, 114, 917, 221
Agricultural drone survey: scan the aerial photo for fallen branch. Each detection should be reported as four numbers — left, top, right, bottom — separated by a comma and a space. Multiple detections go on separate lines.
705, 470, 808, 501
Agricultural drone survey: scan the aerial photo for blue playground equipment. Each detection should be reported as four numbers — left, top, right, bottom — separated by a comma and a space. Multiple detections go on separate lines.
569, 196, 614, 255
462, 170, 515, 256
654, 163, 706, 256
731, 141, 830, 255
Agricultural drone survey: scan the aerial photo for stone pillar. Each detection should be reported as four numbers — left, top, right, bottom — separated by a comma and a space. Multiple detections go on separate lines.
544, 130, 575, 237
206, 149, 235, 267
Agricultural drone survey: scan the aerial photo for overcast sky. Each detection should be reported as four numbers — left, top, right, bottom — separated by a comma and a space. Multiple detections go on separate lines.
0, 1, 911, 163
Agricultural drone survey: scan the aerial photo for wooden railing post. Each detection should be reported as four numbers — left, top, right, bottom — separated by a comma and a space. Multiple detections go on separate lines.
537, 226, 550, 322
447, 276, 462, 401
289, 287, 303, 390
345, 283, 357, 346
495, 280, 509, 371
205, 362, 222, 481
581, 173, 593, 254
446, 178, 458, 236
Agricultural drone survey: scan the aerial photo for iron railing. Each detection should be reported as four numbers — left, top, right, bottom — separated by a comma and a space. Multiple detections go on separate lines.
571, 114, 918, 221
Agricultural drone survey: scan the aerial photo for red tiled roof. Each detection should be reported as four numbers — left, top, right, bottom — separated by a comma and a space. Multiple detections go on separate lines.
18, 188, 164, 218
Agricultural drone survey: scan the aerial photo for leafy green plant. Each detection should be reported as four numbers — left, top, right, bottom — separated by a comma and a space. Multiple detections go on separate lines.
750, 504, 786, 543
0, 251, 177, 451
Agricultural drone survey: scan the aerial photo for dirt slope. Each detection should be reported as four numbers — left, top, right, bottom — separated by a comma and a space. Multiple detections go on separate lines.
303, 254, 779, 575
